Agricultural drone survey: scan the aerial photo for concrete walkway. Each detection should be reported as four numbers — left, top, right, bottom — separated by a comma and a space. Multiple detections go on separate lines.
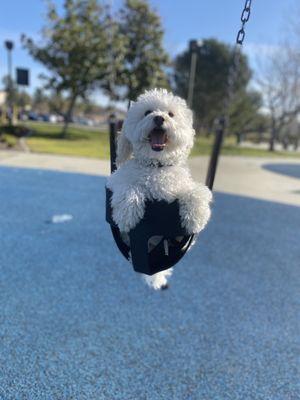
189, 156, 300, 207
1, 150, 300, 207
0, 150, 111, 176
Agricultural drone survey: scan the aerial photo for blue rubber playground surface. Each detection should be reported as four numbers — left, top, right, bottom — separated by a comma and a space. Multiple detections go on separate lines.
0, 165, 299, 399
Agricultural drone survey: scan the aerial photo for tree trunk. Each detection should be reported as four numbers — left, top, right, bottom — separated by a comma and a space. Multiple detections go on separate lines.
61, 93, 77, 138
282, 137, 289, 150
236, 132, 243, 145
269, 120, 277, 152
258, 128, 263, 144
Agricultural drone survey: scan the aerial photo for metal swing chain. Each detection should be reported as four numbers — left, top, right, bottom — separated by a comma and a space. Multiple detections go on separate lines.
237, 0, 252, 46
205, 0, 253, 190
225, 0, 253, 120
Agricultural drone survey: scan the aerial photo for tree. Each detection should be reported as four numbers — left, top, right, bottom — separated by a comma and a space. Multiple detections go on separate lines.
32, 88, 46, 106
111, 0, 169, 102
174, 39, 255, 134
257, 45, 300, 151
228, 89, 263, 142
280, 118, 300, 150
255, 3, 300, 152
2, 75, 32, 109
22, 0, 111, 136
32, 88, 49, 113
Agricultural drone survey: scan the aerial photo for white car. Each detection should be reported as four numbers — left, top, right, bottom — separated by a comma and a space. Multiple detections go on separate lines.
49, 114, 58, 123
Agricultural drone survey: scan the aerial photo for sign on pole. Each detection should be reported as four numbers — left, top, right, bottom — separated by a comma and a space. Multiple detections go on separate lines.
16, 68, 29, 86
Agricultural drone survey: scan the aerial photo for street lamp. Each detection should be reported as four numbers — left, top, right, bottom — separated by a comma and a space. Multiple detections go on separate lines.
187, 39, 203, 109
4, 40, 14, 125
4, 40, 14, 78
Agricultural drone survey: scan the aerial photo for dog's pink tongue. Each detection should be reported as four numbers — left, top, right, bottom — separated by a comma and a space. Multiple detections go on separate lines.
149, 131, 167, 151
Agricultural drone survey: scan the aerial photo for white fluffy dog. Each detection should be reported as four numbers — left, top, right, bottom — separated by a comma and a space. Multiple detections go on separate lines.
107, 88, 212, 289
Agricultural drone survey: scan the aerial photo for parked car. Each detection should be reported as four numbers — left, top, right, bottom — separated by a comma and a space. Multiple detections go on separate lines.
28, 112, 40, 121
48, 114, 58, 123
78, 117, 94, 126
18, 112, 28, 121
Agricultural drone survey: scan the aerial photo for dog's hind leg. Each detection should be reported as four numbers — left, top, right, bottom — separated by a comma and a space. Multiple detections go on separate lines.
141, 268, 173, 290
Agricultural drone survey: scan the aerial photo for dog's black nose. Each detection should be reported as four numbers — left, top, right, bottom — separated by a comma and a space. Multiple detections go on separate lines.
154, 115, 164, 127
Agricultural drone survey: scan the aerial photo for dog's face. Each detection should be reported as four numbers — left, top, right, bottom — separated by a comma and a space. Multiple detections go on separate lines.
119, 89, 195, 165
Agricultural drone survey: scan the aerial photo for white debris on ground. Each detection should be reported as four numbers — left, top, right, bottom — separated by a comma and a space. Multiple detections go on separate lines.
51, 214, 73, 224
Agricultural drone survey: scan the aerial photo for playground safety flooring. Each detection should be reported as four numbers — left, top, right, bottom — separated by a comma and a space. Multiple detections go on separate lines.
0, 163, 299, 399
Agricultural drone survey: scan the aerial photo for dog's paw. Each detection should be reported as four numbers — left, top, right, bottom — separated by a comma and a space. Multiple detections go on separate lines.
112, 188, 145, 233
181, 207, 211, 234
179, 186, 212, 234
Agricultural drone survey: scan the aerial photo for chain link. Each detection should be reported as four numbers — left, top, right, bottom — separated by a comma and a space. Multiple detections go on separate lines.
222, 0, 253, 120
206, 0, 253, 190
237, 0, 252, 45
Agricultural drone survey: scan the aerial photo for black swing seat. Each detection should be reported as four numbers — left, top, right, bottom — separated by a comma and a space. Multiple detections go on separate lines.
106, 187, 195, 275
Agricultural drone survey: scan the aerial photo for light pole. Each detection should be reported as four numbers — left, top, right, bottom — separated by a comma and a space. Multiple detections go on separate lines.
4, 40, 14, 125
187, 39, 203, 109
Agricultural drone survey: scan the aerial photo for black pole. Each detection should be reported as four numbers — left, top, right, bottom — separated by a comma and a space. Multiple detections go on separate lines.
205, 116, 225, 191
4, 40, 14, 126
106, 116, 131, 261
108, 114, 117, 173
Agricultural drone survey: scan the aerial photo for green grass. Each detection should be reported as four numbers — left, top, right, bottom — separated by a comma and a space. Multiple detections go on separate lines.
1, 121, 300, 159
2, 133, 18, 147
24, 122, 109, 159
192, 135, 300, 158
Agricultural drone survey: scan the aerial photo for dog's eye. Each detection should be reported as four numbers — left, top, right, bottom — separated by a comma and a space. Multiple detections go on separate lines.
168, 111, 174, 118
144, 110, 152, 116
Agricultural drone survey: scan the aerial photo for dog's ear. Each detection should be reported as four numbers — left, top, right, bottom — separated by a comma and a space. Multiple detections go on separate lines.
116, 132, 133, 166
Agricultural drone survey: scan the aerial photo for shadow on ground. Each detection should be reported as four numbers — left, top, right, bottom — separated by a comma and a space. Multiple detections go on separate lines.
0, 166, 299, 400
263, 162, 300, 179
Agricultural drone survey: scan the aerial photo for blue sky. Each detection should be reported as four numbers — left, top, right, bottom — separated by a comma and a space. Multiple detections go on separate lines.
0, 0, 296, 105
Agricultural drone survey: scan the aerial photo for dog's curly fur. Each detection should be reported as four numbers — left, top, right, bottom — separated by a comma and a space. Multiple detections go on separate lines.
107, 89, 212, 289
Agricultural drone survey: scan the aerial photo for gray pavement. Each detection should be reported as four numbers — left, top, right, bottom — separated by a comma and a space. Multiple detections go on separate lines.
0, 165, 299, 399
1, 150, 300, 206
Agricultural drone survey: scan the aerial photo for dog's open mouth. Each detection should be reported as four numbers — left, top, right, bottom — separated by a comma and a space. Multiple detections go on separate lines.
148, 128, 168, 152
